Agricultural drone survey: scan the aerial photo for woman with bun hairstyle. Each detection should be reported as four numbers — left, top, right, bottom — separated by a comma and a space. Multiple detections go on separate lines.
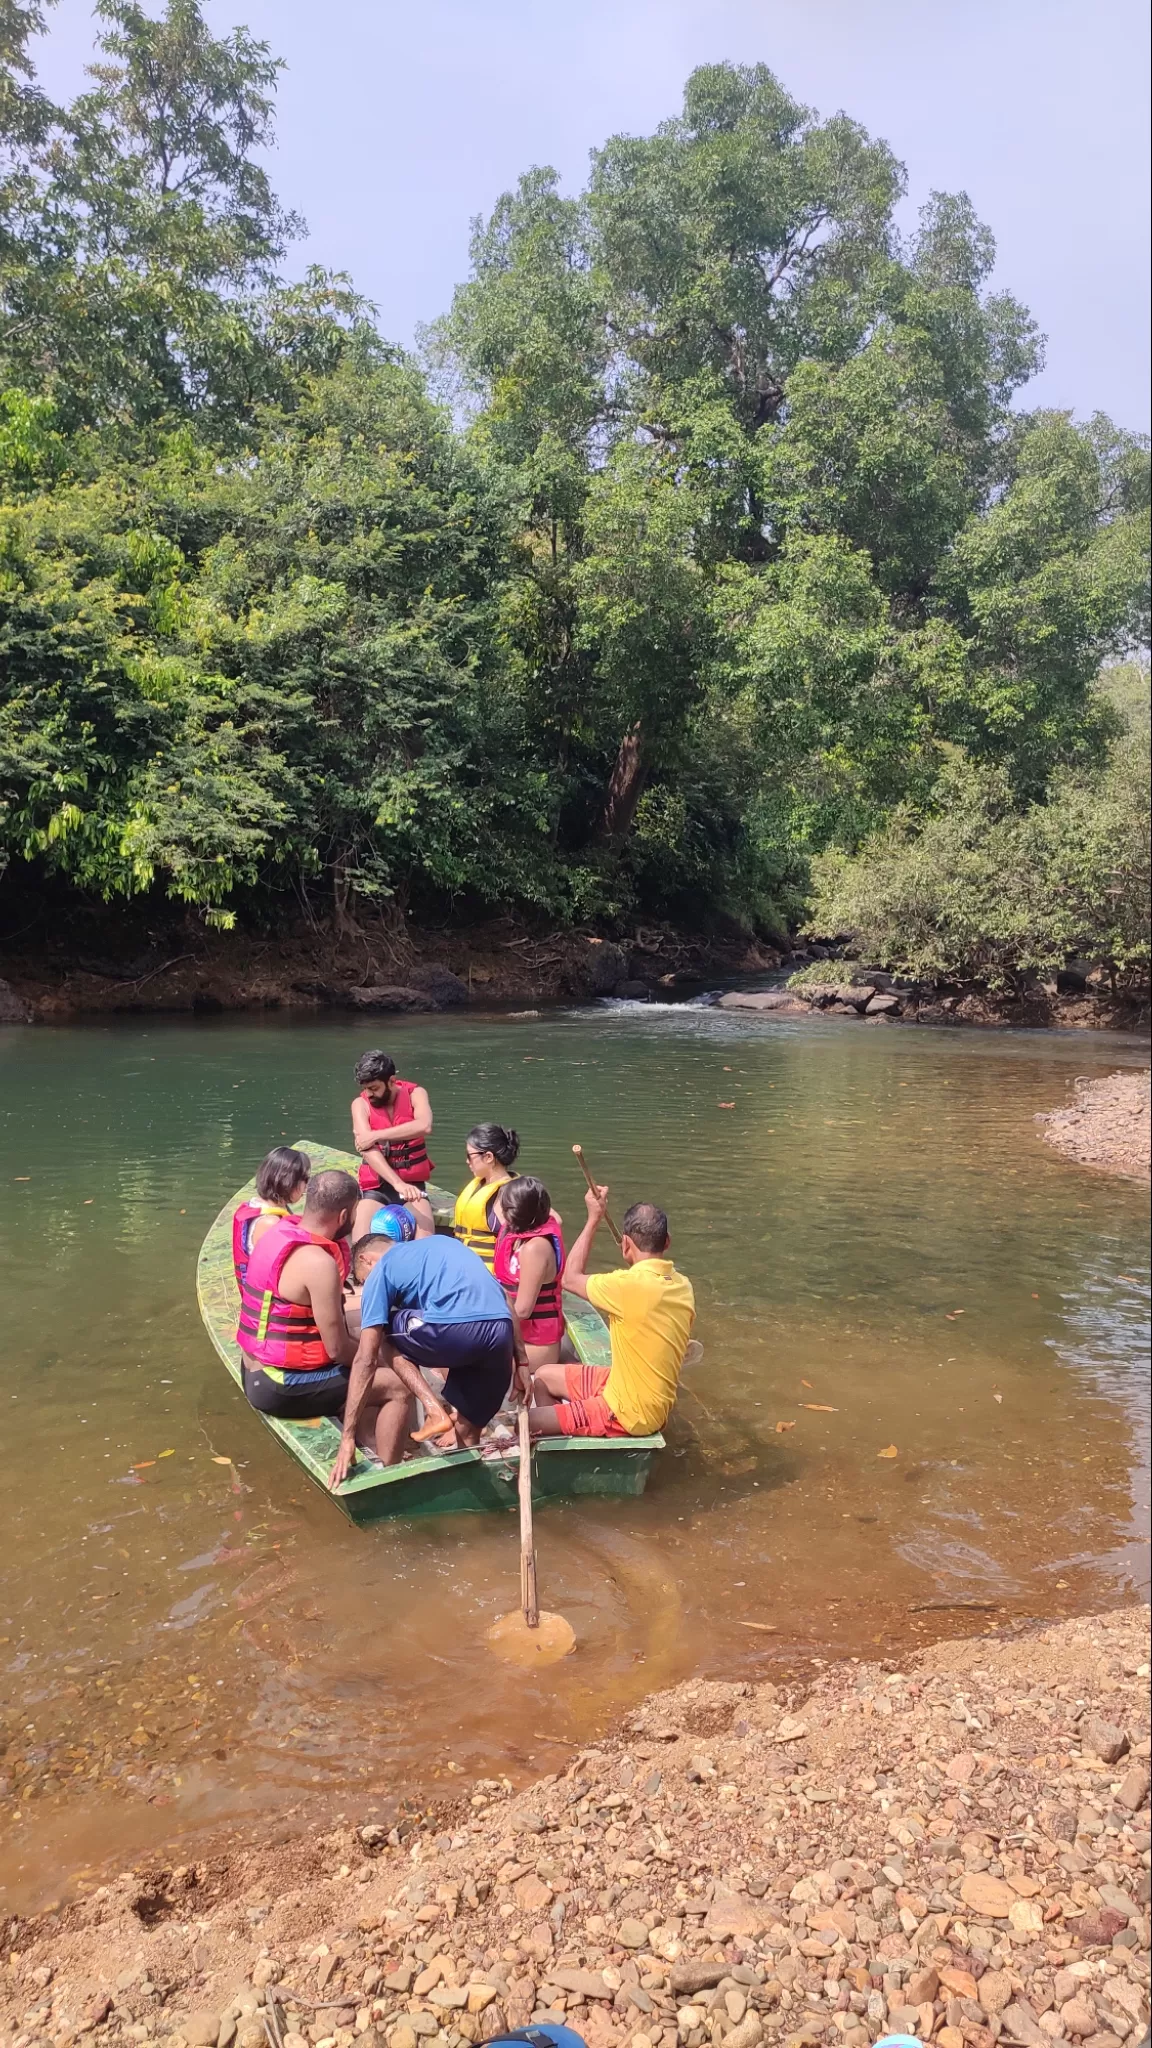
493, 1175, 566, 1366
453, 1123, 519, 1270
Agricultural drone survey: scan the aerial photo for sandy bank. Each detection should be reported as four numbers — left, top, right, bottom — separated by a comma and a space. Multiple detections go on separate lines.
1039, 1074, 1151, 1180
5, 1607, 1149, 2048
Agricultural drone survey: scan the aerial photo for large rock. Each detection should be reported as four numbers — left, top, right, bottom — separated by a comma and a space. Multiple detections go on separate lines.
585, 941, 629, 995
0, 977, 33, 1023
345, 985, 437, 1012
1080, 1716, 1129, 1764
704, 1892, 770, 1940
836, 984, 879, 1010
717, 991, 806, 1013
865, 993, 902, 1016
409, 963, 470, 1007
614, 979, 652, 1000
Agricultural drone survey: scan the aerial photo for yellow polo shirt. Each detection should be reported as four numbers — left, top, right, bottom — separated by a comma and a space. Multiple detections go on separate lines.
586, 1258, 696, 1435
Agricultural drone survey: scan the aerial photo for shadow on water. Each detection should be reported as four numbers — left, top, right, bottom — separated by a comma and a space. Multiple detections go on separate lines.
0, 1006, 1147, 1909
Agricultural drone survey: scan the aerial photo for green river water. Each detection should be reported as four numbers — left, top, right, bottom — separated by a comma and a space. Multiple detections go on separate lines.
0, 1005, 1148, 1913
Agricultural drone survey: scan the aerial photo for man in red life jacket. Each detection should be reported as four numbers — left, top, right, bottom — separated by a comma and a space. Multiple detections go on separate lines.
351, 1049, 435, 1239
236, 1168, 413, 1463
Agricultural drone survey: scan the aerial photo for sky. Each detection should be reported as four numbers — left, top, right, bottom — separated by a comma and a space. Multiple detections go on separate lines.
32, 0, 1152, 430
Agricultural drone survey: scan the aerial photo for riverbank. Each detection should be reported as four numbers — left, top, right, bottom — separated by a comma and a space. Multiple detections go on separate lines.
0, 922, 780, 1022
1, 918, 1148, 1030
1039, 1074, 1151, 1180
5, 1606, 1149, 2048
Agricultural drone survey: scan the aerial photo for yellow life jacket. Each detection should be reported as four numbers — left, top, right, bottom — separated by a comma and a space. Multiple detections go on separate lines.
453, 1174, 511, 1270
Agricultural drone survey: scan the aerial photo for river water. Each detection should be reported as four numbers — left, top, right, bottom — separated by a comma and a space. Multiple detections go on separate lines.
1, 1006, 1148, 1913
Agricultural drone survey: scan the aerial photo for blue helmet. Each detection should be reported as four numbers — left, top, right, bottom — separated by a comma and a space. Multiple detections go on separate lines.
368, 1203, 417, 1243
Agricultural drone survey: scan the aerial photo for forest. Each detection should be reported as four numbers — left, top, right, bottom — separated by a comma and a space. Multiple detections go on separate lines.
1, 1, 1149, 986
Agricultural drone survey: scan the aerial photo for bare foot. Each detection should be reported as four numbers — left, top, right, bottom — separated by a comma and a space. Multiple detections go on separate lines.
411, 1404, 458, 1445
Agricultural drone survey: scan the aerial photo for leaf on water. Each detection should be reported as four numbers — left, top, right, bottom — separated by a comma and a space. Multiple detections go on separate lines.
133, 1460, 156, 1469
877, 1444, 899, 1458
13, 1176, 30, 1182
737, 1620, 778, 1631
774, 1420, 795, 1433
211, 1455, 232, 1465
992, 1392, 1003, 1404
158, 1448, 175, 1457
800, 1403, 838, 1412
801, 1378, 813, 1387
1118, 1275, 1139, 1283
718, 1102, 735, 1108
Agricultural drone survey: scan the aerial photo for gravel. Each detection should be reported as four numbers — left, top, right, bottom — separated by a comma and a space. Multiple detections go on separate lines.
2, 1608, 1148, 2048
1039, 1074, 1150, 1180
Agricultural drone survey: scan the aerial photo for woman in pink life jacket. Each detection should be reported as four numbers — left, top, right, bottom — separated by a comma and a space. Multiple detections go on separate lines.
493, 1175, 567, 1370
231, 1146, 311, 1289
350, 1049, 435, 1239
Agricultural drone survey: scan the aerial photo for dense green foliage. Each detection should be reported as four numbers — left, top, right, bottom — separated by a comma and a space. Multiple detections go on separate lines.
1, 7, 1148, 943
797, 710, 1150, 992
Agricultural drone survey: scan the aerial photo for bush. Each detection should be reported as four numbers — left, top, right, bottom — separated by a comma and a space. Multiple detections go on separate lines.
801, 728, 1150, 994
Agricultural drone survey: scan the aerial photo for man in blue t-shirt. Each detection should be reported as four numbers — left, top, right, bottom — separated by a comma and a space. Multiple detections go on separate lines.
329, 1235, 519, 1486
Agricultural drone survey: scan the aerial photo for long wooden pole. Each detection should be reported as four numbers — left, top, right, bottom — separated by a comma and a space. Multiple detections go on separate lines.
518, 1403, 539, 1629
571, 1143, 624, 1247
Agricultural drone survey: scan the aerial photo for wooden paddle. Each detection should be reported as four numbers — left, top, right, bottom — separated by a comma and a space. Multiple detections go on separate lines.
571, 1144, 623, 1246
487, 1402, 576, 1664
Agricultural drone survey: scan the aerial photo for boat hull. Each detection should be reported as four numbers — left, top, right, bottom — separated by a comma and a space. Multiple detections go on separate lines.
196, 1140, 663, 1521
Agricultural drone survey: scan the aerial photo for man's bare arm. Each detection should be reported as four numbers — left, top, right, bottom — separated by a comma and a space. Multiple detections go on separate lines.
563, 1185, 609, 1300
330, 1326, 384, 1488
300, 1250, 356, 1366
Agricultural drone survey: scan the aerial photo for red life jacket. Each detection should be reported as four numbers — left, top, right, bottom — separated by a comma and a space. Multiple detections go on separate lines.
357, 1080, 434, 1191
235, 1217, 351, 1374
493, 1219, 566, 1346
231, 1200, 290, 1290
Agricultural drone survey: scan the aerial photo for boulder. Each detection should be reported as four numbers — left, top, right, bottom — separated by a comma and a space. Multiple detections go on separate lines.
584, 941, 629, 995
614, 979, 652, 1000
0, 977, 32, 1023
345, 985, 437, 1012
717, 991, 806, 1013
409, 963, 470, 1007
796, 983, 840, 1007
865, 993, 902, 1016
836, 984, 878, 1010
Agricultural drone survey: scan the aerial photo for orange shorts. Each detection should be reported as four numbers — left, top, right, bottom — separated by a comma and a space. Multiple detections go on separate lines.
555, 1363, 630, 1438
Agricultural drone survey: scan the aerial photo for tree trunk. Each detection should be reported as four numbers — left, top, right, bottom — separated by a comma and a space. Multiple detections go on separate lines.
597, 723, 647, 846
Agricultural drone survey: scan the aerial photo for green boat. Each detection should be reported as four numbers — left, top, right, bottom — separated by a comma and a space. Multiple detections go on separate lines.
196, 1139, 664, 1522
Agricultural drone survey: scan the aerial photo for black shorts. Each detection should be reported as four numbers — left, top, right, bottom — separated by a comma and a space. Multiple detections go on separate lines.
390, 1310, 514, 1428
242, 1362, 349, 1418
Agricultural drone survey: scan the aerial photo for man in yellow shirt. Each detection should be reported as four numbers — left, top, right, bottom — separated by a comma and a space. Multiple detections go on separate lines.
526, 1184, 694, 1438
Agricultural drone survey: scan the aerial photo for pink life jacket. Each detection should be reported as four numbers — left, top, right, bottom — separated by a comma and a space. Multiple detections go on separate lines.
357, 1079, 434, 1191
235, 1217, 351, 1372
231, 1200, 290, 1289
493, 1218, 566, 1347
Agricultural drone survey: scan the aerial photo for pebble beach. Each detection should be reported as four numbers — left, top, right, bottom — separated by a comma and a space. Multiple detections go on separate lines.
5, 1608, 1149, 2048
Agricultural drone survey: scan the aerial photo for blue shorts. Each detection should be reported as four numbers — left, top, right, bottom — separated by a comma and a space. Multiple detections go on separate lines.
390, 1309, 514, 1428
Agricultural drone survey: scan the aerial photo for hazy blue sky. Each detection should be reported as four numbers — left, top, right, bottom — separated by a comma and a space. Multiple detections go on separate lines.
33, 0, 1151, 428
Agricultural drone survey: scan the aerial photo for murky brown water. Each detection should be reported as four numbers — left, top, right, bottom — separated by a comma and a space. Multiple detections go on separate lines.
1, 1007, 1148, 1913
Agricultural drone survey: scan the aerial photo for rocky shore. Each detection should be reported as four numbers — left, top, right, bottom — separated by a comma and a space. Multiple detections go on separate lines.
1038, 1075, 1151, 1180
717, 978, 1149, 1035
0, 927, 781, 1023
5, 1608, 1149, 2048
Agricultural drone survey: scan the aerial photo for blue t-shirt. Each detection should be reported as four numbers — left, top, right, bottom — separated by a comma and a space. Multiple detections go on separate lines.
360, 1235, 512, 1329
